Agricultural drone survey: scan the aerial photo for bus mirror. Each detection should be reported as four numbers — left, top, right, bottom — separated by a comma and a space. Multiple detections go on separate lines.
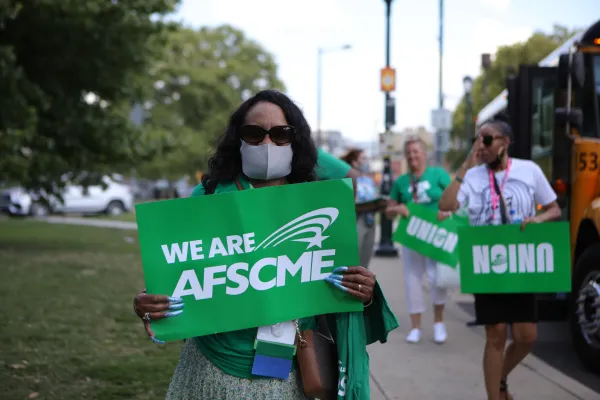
555, 107, 583, 129
557, 53, 585, 90
571, 53, 585, 88
558, 54, 569, 89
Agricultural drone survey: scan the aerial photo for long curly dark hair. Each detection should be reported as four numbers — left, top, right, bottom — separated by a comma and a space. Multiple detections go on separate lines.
201, 90, 318, 194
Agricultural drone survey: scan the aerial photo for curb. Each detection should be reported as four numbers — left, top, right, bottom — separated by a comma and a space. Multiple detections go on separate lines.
44, 216, 137, 230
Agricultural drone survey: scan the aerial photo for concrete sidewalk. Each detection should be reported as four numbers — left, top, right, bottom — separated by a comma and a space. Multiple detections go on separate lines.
367, 256, 599, 400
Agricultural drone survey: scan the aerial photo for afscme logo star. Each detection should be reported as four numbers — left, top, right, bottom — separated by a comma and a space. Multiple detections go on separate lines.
253, 208, 339, 252
294, 232, 328, 249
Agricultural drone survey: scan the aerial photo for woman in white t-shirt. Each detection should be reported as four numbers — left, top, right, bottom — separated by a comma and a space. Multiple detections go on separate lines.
439, 120, 561, 400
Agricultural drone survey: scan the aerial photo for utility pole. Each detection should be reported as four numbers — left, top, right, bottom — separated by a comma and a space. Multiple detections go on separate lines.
374, 0, 398, 258
316, 48, 323, 148
432, 0, 451, 166
481, 53, 492, 106
438, 0, 444, 111
463, 75, 474, 141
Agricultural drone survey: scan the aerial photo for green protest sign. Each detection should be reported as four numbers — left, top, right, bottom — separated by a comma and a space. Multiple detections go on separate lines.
458, 222, 572, 293
392, 203, 468, 267
135, 179, 362, 342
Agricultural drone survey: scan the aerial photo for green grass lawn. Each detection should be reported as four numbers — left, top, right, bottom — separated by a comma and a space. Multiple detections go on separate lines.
0, 219, 181, 399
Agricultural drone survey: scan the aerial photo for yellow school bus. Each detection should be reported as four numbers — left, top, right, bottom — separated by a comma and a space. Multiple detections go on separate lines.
476, 19, 600, 373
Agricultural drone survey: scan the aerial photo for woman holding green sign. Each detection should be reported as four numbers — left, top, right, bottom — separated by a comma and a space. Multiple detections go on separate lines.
132, 90, 398, 400
385, 136, 452, 345
439, 120, 561, 400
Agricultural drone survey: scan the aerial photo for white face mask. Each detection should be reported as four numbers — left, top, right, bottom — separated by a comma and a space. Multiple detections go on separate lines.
240, 141, 293, 180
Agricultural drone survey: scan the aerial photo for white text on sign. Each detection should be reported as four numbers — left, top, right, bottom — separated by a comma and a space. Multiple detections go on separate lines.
405, 216, 458, 253
171, 250, 336, 299
472, 243, 554, 274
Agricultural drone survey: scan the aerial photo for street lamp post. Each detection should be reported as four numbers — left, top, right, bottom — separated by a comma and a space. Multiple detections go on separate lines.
481, 54, 492, 106
434, 0, 448, 166
463, 75, 473, 143
374, 0, 398, 258
129, 103, 145, 193
316, 44, 351, 148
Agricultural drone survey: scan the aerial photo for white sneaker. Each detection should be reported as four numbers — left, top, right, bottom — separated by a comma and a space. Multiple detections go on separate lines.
405, 328, 421, 343
433, 322, 447, 344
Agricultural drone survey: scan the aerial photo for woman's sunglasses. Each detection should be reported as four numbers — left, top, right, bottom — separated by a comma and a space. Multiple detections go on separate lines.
472, 135, 504, 147
239, 125, 295, 146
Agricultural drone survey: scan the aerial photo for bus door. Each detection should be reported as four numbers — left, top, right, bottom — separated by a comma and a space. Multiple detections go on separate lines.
507, 65, 570, 216
507, 64, 570, 319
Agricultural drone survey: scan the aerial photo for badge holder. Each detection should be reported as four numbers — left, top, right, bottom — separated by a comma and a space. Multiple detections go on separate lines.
252, 321, 297, 380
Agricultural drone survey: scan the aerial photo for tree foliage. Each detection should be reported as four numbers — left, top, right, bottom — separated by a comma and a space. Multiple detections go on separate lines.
446, 24, 581, 168
135, 26, 284, 180
0, 0, 179, 192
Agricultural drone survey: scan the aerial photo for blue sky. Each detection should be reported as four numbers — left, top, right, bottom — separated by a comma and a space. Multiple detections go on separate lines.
172, 0, 597, 144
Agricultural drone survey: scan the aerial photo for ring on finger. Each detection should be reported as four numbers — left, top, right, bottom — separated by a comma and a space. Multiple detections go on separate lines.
143, 312, 151, 323
358, 284, 362, 292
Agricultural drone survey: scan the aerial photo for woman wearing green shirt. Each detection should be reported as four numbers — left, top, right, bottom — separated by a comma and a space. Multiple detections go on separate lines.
132, 90, 397, 399
385, 136, 452, 344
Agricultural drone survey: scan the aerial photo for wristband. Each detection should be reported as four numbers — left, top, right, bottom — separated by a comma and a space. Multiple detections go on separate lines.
455, 176, 464, 183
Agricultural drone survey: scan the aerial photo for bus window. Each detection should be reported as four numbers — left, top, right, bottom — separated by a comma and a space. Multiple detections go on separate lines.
595, 55, 600, 108
595, 56, 600, 94
576, 55, 600, 137
530, 75, 555, 178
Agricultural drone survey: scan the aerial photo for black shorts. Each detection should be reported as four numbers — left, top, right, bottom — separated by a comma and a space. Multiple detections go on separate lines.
474, 293, 537, 326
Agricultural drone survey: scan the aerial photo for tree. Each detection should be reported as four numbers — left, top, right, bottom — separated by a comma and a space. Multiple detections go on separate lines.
135, 26, 284, 181
446, 24, 581, 168
0, 0, 179, 194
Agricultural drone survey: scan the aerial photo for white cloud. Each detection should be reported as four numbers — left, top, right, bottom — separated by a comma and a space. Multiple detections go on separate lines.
473, 18, 533, 55
479, 0, 511, 12
179, 0, 353, 36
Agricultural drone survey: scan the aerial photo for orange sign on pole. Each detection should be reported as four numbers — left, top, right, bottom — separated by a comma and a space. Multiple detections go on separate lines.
380, 66, 396, 92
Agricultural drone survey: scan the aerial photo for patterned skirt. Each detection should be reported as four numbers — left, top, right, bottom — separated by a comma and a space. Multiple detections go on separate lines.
166, 339, 312, 400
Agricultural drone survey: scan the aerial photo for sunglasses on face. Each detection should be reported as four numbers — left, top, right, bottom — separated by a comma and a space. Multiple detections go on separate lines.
239, 125, 295, 146
472, 135, 504, 147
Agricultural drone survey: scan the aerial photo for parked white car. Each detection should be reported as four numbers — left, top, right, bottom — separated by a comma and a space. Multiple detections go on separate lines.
0, 175, 134, 217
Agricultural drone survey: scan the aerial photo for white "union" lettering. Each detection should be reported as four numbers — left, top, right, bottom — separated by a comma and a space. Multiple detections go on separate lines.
472, 243, 554, 274
405, 216, 458, 253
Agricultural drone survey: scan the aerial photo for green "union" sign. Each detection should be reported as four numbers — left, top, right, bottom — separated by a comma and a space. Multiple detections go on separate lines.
392, 203, 468, 268
458, 222, 572, 294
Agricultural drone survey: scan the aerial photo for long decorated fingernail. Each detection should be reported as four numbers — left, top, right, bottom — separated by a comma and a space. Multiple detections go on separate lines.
332, 281, 349, 292
333, 266, 348, 274
327, 274, 344, 281
150, 336, 165, 345
165, 310, 183, 318
168, 302, 185, 310
168, 296, 183, 303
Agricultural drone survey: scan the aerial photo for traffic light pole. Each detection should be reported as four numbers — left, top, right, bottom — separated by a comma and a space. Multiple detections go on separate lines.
375, 0, 398, 258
